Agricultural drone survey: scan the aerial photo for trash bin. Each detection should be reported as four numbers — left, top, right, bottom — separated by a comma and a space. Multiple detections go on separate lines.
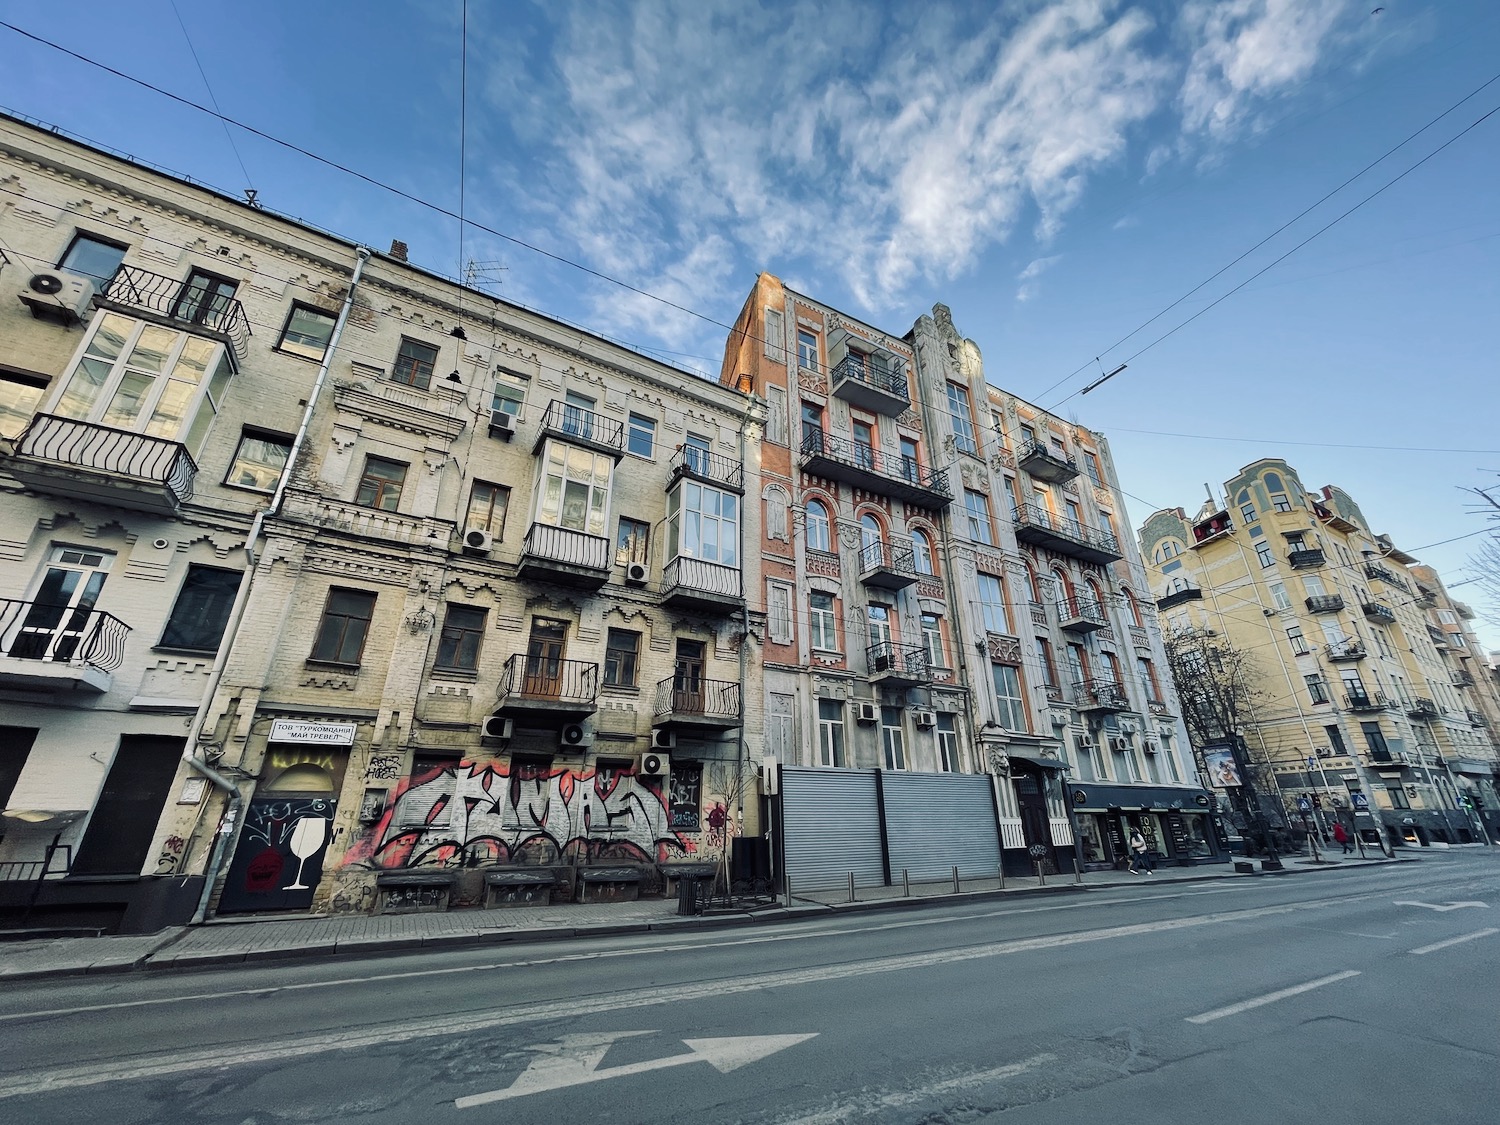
677, 874, 702, 916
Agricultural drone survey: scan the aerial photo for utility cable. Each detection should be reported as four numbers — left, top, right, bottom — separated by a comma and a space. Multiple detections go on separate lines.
168, 1, 254, 195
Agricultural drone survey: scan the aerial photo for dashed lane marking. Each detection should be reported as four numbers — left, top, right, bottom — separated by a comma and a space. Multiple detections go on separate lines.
1409, 928, 1499, 955
1185, 971, 1362, 1024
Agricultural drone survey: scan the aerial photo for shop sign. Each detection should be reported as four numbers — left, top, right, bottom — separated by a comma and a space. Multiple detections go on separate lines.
269, 719, 357, 746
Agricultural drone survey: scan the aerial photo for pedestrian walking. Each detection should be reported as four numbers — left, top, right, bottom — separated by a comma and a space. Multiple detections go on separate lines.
1333, 821, 1352, 854
1128, 828, 1154, 874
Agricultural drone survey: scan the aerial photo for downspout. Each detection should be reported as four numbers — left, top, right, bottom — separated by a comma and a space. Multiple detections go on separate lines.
182, 245, 374, 922
736, 392, 765, 875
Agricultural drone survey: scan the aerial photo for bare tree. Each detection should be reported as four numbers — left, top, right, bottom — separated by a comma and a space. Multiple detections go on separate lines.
1464, 485, 1500, 627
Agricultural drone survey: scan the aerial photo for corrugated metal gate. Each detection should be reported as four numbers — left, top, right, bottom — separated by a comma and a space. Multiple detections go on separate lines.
883, 771, 1001, 881
779, 768, 884, 891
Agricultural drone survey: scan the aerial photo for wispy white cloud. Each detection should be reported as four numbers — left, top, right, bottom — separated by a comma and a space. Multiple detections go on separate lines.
1016, 254, 1064, 302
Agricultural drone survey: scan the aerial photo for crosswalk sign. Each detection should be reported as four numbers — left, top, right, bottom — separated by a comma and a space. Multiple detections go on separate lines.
1350, 792, 1369, 810
1296, 796, 1312, 812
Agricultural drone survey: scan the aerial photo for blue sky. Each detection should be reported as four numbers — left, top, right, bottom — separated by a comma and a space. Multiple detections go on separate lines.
1, 1, 1496, 639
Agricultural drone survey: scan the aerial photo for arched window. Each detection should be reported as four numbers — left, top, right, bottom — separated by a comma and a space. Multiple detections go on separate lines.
859, 513, 884, 568
1264, 471, 1285, 493
1238, 489, 1256, 524
1085, 580, 1105, 614
805, 499, 831, 552
910, 529, 935, 575
1121, 587, 1143, 627
1025, 566, 1043, 605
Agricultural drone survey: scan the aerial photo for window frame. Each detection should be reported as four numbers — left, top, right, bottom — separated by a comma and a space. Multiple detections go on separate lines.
626, 412, 656, 458
805, 498, 832, 553
809, 592, 838, 651
945, 382, 977, 455
355, 455, 408, 511
466, 480, 511, 538
977, 572, 1010, 634
158, 564, 243, 653
991, 662, 1028, 732
391, 336, 439, 391
57, 231, 128, 288
936, 713, 958, 772
881, 707, 906, 770
434, 604, 487, 672
615, 516, 651, 566
603, 628, 641, 688
276, 302, 337, 362
667, 480, 739, 566
817, 698, 845, 767
796, 330, 819, 371
309, 587, 377, 666
964, 489, 995, 545
0, 367, 49, 441
224, 427, 293, 493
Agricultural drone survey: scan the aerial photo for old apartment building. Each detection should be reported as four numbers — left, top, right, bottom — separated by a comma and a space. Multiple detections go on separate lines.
0, 113, 760, 930
1140, 459, 1498, 848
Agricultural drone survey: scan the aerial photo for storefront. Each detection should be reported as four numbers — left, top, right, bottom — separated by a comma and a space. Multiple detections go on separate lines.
1066, 782, 1227, 868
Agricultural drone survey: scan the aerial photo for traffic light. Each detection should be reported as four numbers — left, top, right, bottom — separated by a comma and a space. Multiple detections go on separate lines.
1311, 794, 1322, 809
1458, 793, 1474, 811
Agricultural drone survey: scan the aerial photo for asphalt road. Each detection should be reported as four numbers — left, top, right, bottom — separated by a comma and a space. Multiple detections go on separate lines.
4, 851, 1497, 1124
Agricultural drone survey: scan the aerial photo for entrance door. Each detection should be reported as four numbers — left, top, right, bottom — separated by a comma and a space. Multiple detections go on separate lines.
852, 420, 875, 470
9, 548, 113, 663
72, 735, 184, 875
217, 757, 339, 914
1013, 772, 1058, 874
673, 639, 705, 712
524, 618, 567, 698
899, 436, 920, 483
173, 270, 237, 326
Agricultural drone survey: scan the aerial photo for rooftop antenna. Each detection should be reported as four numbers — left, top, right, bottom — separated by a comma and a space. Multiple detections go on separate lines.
465, 259, 509, 292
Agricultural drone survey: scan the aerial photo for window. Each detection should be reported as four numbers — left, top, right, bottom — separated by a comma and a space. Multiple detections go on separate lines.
852, 419, 875, 470
392, 337, 438, 390
964, 490, 994, 545
310, 588, 376, 665
991, 663, 1027, 732
1304, 575, 1327, 597
946, 383, 977, 454
682, 433, 712, 476
810, 593, 838, 650
767, 581, 794, 644
1286, 625, 1308, 654
1019, 423, 1035, 446
668, 761, 703, 830
277, 303, 337, 361
899, 436, 922, 483
867, 603, 893, 651
1361, 721, 1389, 758
0, 369, 48, 439
1384, 784, 1409, 810
1036, 637, 1059, 689
1158, 540, 1180, 561
1255, 540, 1275, 567
492, 380, 525, 419
765, 385, 788, 445
911, 529, 935, 575
1286, 532, 1306, 551
668, 482, 739, 565
801, 401, 824, 447
1269, 582, 1292, 611
1003, 477, 1020, 519
1239, 492, 1257, 523
535, 443, 613, 534
58, 232, 127, 287
466, 480, 510, 538
936, 713, 959, 772
1305, 674, 1330, 705
603, 629, 640, 688
615, 516, 650, 565
1083, 450, 1103, 485
1272, 493, 1293, 512
159, 565, 242, 652
173, 270, 238, 326
921, 613, 944, 667
1064, 498, 1084, 529
859, 513, 884, 568
764, 308, 786, 362
1325, 725, 1347, 756
978, 573, 1010, 634
881, 707, 906, 770
1137, 657, 1161, 701
626, 413, 656, 457
817, 699, 845, 767
435, 605, 486, 671
226, 429, 292, 492
805, 499, 831, 552
355, 456, 407, 511
797, 330, 818, 370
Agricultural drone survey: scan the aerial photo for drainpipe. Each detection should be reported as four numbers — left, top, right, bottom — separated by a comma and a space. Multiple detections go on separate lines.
179, 245, 373, 919
736, 393, 766, 870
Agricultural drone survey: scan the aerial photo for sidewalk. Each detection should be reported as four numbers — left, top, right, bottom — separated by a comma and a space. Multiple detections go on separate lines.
0, 854, 1405, 984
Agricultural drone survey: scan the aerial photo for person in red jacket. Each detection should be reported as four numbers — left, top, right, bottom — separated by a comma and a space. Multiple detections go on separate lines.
1332, 821, 1352, 854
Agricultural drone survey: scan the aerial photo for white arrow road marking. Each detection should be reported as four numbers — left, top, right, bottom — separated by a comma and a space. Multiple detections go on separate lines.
455, 1032, 818, 1109
1393, 900, 1489, 912
1409, 928, 1500, 955
1185, 971, 1361, 1024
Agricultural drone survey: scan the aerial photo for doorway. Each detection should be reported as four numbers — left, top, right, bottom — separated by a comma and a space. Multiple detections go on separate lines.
71, 735, 184, 876
673, 639, 706, 712
1013, 772, 1058, 874
524, 618, 568, 698
8, 547, 114, 663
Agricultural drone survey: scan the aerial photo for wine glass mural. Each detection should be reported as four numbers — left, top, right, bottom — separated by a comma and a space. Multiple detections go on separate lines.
283, 816, 328, 891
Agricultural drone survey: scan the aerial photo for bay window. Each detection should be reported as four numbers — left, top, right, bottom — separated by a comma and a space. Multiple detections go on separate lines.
534, 442, 613, 535
668, 481, 739, 567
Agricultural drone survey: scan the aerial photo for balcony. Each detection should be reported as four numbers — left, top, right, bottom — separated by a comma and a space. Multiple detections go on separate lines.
653, 676, 742, 731
1406, 697, 1441, 721
1012, 503, 1123, 565
1324, 640, 1366, 663
1016, 441, 1079, 484
8, 414, 197, 514
518, 523, 611, 588
96, 265, 250, 366
1074, 678, 1131, 714
1287, 549, 1325, 569
1362, 750, 1412, 768
858, 540, 918, 591
1414, 585, 1438, 609
0, 598, 130, 693
495, 654, 598, 720
1057, 596, 1108, 634
830, 352, 909, 416
866, 641, 931, 689
1451, 670, 1475, 688
1156, 586, 1202, 611
279, 491, 455, 547
533, 400, 625, 459
1305, 594, 1345, 614
1363, 562, 1409, 592
667, 445, 743, 493
800, 428, 951, 509
662, 556, 743, 613
1360, 601, 1396, 625
1427, 624, 1450, 649
1191, 511, 1233, 547
1344, 690, 1391, 713
1466, 709, 1489, 728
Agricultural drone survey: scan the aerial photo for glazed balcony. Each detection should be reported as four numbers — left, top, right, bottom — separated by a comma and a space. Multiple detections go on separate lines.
1016, 441, 1079, 484
1324, 640, 1366, 663
1012, 503, 1123, 565
1344, 690, 1391, 713
1361, 601, 1396, 625
1305, 594, 1345, 614
495, 654, 599, 720
8, 414, 197, 514
866, 641, 931, 689
653, 676, 742, 730
858, 540, 919, 591
1287, 549, 1325, 569
662, 556, 743, 614
1074, 678, 1131, 714
533, 400, 625, 459
0, 598, 129, 693
667, 445, 743, 493
518, 523, 612, 588
96, 265, 250, 366
1405, 697, 1441, 721
1057, 596, 1108, 634
799, 427, 950, 509
830, 352, 909, 416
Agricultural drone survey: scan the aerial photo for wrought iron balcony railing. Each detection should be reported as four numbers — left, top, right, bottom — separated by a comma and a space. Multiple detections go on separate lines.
1011, 502, 1123, 564
1451, 670, 1475, 688
1287, 549, 1325, 569
98, 265, 250, 363
1324, 639, 1366, 662
866, 640, 931, 682
496, 654, 599, 707
1, 597, 130, 672
535, 400, 625, 455
654, 676, 741, 723
12, 413, 198, 505
669, 444, 743, 491
800, 427, 951, 505
1074, 677, 1130, 711
662, 556, 743, 605
1344, 689, 1391, 712
521, 522, 611, 572
859, 539, 918, 579
1361, 601, 1396, 624
1156, 586, 1203, 610
830, 352, 908, 406
1363, 562, 1409, 592
1405, 697, 1440, 720
1305, 594, 1345, 614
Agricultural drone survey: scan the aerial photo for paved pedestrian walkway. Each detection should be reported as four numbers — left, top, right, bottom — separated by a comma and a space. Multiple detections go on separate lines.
0, 853, 1406, 983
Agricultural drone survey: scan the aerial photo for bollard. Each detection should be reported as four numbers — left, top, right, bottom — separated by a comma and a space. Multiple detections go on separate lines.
998, 861, 1006, 890
848, 871, 856, 903
952, 865, 960, 894
785, 871, 793, 908
1034, 860, 1046, 886
1074, 861, 1084, 884
902, 868, 910, 897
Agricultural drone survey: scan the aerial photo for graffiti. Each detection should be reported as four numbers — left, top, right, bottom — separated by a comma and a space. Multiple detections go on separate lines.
153, 833, 189, 874
668, 767, 702, 831
705, 803, 729, 850
365, 755, 402, 781
346, 761, 689, 869
382, 885, 448, 912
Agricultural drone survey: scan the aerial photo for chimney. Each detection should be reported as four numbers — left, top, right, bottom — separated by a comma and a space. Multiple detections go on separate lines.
388, 239, 409, 263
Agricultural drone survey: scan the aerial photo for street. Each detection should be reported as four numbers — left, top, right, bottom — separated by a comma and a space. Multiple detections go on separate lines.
3, 851, 1497, 1124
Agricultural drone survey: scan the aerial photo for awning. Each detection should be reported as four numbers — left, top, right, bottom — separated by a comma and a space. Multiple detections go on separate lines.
1008, 752, 1068, 772
1067, 783, 1213, 812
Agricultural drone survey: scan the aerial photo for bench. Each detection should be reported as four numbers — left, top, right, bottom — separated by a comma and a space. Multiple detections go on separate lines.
484, 868, 558, 908
577, 866, 644, 904
375, 869, 458, 913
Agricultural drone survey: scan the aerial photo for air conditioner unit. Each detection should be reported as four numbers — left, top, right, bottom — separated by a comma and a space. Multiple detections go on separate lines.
1108, 735, 1129, 753
640, 752, 669, 777
488, 409, 516, 439
1142, 739, 1159, 755
871, 653, 895, 673
856, 702, 879, 724
482, 716, 513, 741
651, 728, 676, 750
624, 561, 649, 585
560, 723, 592, 750
913, 709, 938, 729
1077, 733, 1097, 750
20, 270, 95, 323
462, 527, 493, 555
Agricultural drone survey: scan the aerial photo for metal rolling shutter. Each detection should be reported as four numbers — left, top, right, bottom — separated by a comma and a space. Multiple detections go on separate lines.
882, 771, 1001, 882
780, 767, 885, 891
